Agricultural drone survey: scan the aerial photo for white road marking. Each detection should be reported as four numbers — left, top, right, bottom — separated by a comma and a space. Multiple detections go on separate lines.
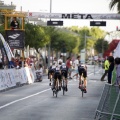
0, 88, 50, 110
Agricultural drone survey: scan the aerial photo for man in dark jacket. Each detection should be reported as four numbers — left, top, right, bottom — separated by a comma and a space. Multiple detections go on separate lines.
108, 56, 114, 84
10, 17, 19, 30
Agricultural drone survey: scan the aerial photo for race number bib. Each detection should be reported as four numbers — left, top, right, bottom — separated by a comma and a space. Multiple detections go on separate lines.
56, 67, 60, 70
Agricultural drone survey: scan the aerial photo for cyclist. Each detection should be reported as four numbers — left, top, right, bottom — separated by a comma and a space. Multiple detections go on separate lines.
48, 61, 56, 86
52, 62, 62, 91
60, 63, 68, 91
78, 63, 87, 93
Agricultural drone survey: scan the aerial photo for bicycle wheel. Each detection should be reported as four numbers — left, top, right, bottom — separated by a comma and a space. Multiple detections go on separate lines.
53, 90, 55, 96
82, 88, 84, 97
55, 78, 59, 98
55, 90, 58, 97
62, 77, 65, 95
81, 81, 84, 97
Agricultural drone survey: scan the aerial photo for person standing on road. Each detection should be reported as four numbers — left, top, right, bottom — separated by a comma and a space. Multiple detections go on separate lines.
58, 55, 63, 64
108, 56, 114, 84
66, 56, 73, 79
114, 57, 120, 88
101, 57, 109, 81
72, 56, 80, 79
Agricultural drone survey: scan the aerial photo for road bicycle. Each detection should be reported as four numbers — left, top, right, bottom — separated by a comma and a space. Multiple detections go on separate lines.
52, 74, 60, 98
61, 72, 67, 95
79, 74, 86, 97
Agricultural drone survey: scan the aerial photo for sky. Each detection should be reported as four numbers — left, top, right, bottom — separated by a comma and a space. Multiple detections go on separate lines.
3, 0, 120, 32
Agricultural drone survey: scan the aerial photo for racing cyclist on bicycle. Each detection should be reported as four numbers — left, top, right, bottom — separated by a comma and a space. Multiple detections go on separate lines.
60, 63, 68, 91
52, 62, 62, 91
48, 61, 56, 86
78, 63, 87, 93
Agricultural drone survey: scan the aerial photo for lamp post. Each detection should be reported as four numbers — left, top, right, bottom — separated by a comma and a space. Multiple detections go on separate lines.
84, 33, 96, 63
50, 0, 52, 19
84, 33, 87, 63
48, 0, 52, 68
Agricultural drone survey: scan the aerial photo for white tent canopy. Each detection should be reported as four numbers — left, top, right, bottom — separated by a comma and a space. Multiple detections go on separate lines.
113, 42, 120, 58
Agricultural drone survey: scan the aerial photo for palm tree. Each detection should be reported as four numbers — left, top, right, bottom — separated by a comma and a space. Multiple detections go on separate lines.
109, 0, 120, 13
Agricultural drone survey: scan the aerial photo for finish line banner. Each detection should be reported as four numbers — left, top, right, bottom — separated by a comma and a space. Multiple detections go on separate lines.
28, 12, 120, 20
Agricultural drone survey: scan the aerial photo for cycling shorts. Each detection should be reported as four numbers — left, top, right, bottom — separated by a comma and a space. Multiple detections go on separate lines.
48, 69, 55, 74
78, 70, 87, 78
61, 71, 68, 78
54, 72, 61, 80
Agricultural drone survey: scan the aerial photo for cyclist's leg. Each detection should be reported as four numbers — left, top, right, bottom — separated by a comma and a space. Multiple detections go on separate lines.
50, 73, 52, 85
78, 71, 82, 87
83, 71, 87, 93
48, 70, 52, 86
65, 72, 68, 91
58, 74, 62, 90
84, 78, 87, 88
52, 73, 56, 90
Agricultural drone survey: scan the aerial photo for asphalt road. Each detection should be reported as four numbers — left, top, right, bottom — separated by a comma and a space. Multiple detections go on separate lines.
0, 65, 106, 120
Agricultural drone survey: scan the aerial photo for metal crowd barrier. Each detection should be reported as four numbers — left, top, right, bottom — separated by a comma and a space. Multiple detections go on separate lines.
94, 84, 120, 120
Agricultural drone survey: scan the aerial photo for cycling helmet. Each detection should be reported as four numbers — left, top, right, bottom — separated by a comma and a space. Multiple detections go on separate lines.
62, 63, 65, 66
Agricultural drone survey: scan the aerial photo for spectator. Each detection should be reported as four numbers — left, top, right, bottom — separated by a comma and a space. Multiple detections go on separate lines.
53, 57, 57, 66
24, 58, 29, 67
58, 55, 63, 64
46, 56, 48, 64
14, 58, 20, 69
8, 57, 15, 68
10, 17, 19, 30
101, 57, 109, 81
0, 58, 3, 69
36, 64, 43, 81
108, 56, 114, 84
66, 56, 72, 79
19, 57, 23, 68
72, 56, 80, 79
114, 57, 120, 88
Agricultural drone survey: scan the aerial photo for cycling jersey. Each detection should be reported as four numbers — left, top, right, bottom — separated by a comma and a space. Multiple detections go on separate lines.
60, 65, 68, 78
55, 66, 61, 73
54, 66, 61, 80
60, 65, 68, 72
78, 64, 87, 78
49, 65, 56, 73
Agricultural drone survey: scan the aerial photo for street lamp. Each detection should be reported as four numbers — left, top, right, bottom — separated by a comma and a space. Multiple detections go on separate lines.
84, 33, 96, 63
48, 0, 52, 68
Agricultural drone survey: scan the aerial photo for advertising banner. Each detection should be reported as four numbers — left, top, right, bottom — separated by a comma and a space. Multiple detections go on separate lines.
27, 12, 120, 20
0, 34, 14, 61
6, 30, 25, 49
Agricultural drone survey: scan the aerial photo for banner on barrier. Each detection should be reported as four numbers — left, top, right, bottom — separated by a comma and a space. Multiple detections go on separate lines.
0, 33, 14, 61
0, 67, 35, 91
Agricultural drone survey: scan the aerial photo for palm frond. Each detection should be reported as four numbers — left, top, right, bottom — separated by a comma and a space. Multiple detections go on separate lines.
109, 0, 119, 10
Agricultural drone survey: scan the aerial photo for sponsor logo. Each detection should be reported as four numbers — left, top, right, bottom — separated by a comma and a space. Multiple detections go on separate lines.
8, 33, 20, 39
62, 14, 93, 19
